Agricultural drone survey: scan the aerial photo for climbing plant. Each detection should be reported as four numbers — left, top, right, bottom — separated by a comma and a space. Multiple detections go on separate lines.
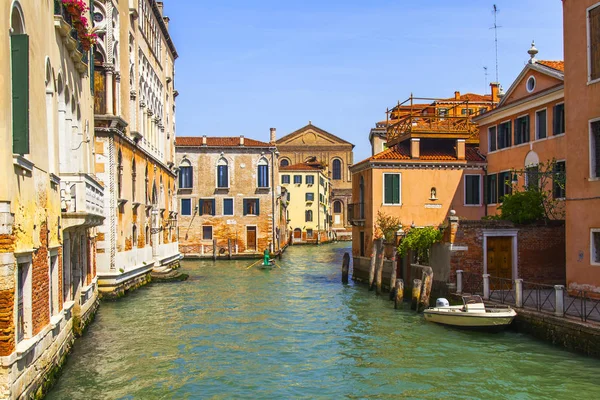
397, 227, 442, 265
375, 210, 402, 243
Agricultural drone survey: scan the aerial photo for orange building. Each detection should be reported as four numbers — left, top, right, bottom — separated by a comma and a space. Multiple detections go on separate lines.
474, 44, 566, 218
563, 0, 600, 296
351, 90, 496, 271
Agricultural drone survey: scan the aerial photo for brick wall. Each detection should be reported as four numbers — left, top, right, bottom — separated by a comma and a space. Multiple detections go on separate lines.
32, 222, 50, 336
444, 219, 565, 285
0, 226, 15, 356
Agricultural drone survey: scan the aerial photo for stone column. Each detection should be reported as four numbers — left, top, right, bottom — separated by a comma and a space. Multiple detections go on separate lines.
515, 279, 523, 308
555, 285, 565, 317
483, 274, 490, 300
105, 65, 114, 115
456, 270, 463, 294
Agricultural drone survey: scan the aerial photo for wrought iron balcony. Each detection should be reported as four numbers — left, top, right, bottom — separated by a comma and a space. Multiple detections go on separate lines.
60, 173, 105, 229
348, 203, 366, 226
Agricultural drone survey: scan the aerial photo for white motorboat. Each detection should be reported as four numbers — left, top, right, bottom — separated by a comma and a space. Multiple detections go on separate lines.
423, 295, 516, 331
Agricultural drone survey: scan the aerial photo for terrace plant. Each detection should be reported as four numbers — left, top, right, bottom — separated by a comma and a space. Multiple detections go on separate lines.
398, 226, 442, 265
375, 210, 401, 243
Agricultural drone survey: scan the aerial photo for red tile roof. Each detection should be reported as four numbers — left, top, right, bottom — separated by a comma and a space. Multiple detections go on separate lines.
280, 162, 324, 172
438, 93, 493, 103
537, 60, 564, 72
363, 141, 485, 163
175, 136, 272, 147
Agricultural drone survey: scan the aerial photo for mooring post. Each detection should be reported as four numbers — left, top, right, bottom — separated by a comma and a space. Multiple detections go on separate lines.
395, 279, 404, 309
375, 239, 384, 295
368, 248, 376, 291
456, 270, 463, 294
228, 239, 232, 260
554, 285, 565, 317
213, 239, 217, 261
483, 274, 490, 300
419, 267, 433, 312
515, 279, 523, 308
411, 279, 422, 311
342, 252, 350, 284
389, 247, 397, 295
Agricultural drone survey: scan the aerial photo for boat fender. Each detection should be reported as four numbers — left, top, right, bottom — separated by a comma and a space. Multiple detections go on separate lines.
436, 298, 450, 307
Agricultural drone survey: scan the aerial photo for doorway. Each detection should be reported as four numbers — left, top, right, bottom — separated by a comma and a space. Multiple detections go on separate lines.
486, 236, 513, 287
246, 226, 257, 251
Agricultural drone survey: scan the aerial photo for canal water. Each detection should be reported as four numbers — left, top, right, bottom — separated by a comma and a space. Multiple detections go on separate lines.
48, 243, 600, 399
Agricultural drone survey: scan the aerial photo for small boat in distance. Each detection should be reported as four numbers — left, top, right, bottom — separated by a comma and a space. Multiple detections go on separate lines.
423, 295, 516, 332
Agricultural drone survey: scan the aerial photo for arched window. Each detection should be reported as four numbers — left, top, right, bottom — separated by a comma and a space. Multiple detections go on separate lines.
257, 157, 269, 188
332, 159, 342, 180
333, 200, 342, 214
280, 158, 290, 167
93, 51, 106, 114
217, 157, 229, 188
145, 164, 149, 203
11, 2, 29, 155
179, 159, 192, 189
132, 158, 137, 201
132, 225, 138, 247
305, 210, 313, 222
145, 225, 150, 245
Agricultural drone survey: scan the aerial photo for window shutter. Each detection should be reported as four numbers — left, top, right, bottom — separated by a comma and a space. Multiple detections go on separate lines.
553, 105, 560, 135
393, 174, 400, 204
11, 34, 29, 155
211, 199, 216, 216
384, 175, 392, 204
199, 200, 204, 215
591, 6, 600, 81
243, 200, 248, 216
256, 199, 260, 215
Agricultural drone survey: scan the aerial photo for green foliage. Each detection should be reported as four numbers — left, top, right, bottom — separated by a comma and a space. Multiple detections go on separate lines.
498, 190, 545, 224
375, 210, 402, 243
398, 227, 442, 265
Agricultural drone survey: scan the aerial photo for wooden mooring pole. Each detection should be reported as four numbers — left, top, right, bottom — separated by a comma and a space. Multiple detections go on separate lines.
418, 267, 434, 312
395, 279, 404, 309
213, 239, 217, 261
341, 252, 350, 284
375, 239, 384, 295
228, 239, 232, 260
368, 249, 376, 290
411, 279, 422, 311
389, 247, 397, 295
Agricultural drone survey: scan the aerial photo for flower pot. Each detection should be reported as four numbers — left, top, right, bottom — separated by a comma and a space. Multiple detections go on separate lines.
384, 242, 396, 260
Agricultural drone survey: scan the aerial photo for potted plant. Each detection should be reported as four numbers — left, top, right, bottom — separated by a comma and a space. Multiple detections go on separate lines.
375, 210, 402, 259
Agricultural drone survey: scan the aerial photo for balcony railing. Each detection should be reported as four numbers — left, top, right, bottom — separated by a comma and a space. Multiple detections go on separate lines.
53, 0, 89, 72
60, 173, 105, 229
348, 203, 366, 226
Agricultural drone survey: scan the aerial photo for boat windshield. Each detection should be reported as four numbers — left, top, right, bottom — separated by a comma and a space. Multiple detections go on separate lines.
462, 295, 483, 305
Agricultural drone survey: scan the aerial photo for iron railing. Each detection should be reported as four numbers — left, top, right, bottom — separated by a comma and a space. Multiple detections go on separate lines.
564, 290, 600, 323
461, 271, 483, 295
522, 281, 556, 312
347, 203, 365, 225
489, 276, 516, 305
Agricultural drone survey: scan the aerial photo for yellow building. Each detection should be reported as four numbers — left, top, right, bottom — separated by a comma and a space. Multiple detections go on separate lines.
280, 162, 332, 244
0, 1, 102, 397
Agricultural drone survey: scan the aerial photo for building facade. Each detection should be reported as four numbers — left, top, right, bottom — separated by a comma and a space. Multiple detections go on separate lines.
276, 123, 354, 240
176, 136, 285, 257
0, 1, 102, 397
280, 162, 332, 244
92, 0, 181, 296
563, 0, 600, 296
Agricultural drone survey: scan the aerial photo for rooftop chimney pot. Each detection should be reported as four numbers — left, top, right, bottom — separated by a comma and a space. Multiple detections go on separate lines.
240, 135, 245, 146
270, 128, 276, 144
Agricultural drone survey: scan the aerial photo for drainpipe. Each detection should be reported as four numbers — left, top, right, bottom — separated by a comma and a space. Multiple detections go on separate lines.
271, 148, 277, 253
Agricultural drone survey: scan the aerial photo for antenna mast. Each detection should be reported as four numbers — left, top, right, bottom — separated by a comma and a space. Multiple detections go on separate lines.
484, 66, 489, 91
491, 4, 501, 83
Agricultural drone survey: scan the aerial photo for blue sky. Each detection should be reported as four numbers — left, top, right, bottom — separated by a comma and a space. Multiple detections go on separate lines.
166, 1, 563, 162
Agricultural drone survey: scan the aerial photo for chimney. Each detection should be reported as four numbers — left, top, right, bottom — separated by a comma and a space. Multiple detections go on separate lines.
163, 16, 170, 30
490, 82, 500, 104
270, 128, 276, 144
156, 1, 164, 16
456, 139, 466, 160
202, 135, 207, 146
239, 135, 245, 146
410, 138, 420, 159
454, 91, 460, 100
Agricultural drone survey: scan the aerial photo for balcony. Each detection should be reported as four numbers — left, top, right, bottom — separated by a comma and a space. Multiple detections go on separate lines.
53, 0, 88, 74
60, 173, 105, 229
348, 203, 366, 227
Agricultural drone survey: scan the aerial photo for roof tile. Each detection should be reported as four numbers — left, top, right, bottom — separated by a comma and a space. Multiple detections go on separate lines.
175, 136, 272, 147
537, 60, 564, 72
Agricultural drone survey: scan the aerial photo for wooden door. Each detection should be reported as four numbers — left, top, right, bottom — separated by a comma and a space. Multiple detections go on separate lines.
487, 236, 513, 288
293, 228, 302, 239
246, 227, 257, 251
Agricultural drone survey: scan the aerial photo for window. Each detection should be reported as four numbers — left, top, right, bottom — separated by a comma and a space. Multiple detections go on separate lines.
319, 193, 324, 203
306, 175, 314, 185
438, 108, 448, 118
181, 199, 192, 216
553, 104, 565, 135
243, 199, 260, 215
200, 199, 215, 216
589, 5, 600, 81
332, 159, 342, 180
488, 126, 497, 152
536, 109, 547, 140
383, 173, 401, 205
486, 174, 498, 204
307, 229, 314, 238
132, 225, 138, 248
217, 158, 229, 188
592, 120, 600, 178
257, 158, 269, 188
497, 171, 513, 202
223, 198, 234, 216
526, 76, 536, 92
294, 175, 302, 184
202, 226, 213, 240
514, 115, 530, 145
306, 192, 314, 202
286, 192, 290, 201
479, 107, 487, 115
17, 260, 31, 343
305, 210, 313, 222
465, 175, 481, 205
280, 159, 290, 167
333, 200, 342, 213
132, 159, 137, 201
11, 14, 29, 155
49, 254, 58, 317
281, 175, 290, 184
553, 161, 566, 199
526, 165, 540, 189
179, 160, 193, 189
498, 121, 512, 149
320, 177, 325, 187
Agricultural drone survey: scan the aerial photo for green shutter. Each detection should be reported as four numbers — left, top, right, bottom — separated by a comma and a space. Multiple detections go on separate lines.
393, 174, 400, 204
256, 199, 260, 215
199, 200, 204, 215
11, 34, 29, 155
384, 175, 392, 204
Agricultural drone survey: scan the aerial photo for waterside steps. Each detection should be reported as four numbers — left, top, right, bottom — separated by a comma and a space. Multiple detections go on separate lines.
151, 265, 189, 282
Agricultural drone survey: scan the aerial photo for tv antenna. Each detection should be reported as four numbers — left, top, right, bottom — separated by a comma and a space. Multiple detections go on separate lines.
484, 66, 489, 90
490, 4, 502, 83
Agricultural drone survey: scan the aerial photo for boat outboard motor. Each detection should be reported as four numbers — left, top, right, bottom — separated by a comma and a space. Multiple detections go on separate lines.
436, 298, 450, 307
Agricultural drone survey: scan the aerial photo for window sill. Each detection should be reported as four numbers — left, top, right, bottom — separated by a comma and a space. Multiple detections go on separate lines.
587, 77, 600, 86
588, 177, 600, 182
382, 204, 403, 207
13, 155, 34, 173
463, 204, 483, 207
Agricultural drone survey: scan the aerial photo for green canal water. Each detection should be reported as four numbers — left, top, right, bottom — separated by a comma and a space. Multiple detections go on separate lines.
48, 243, 600, 399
